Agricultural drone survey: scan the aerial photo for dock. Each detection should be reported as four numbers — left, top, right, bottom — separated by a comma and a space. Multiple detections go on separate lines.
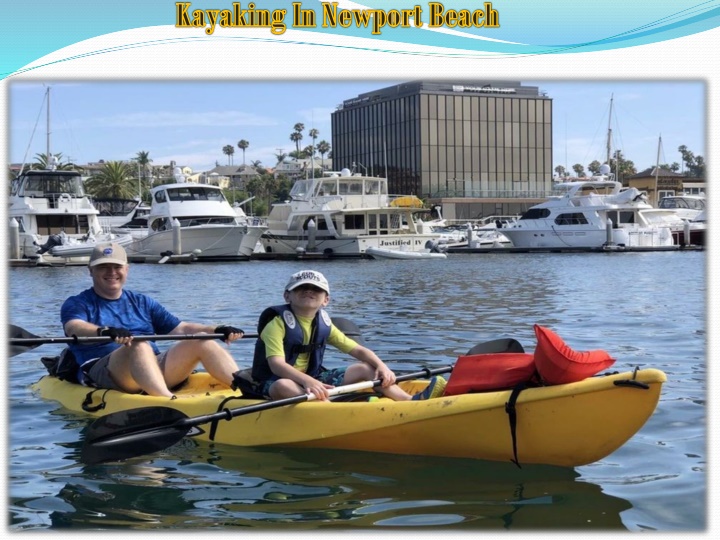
445, 244, 703, 254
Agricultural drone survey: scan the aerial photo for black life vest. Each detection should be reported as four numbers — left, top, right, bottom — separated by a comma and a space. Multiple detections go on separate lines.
251, 305, 332, 381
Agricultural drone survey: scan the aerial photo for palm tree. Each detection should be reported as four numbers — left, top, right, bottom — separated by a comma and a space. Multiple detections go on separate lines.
308, 128, 319, 159
317, 140, 331, 170
237, 139, 249, 165
84, 161, 137, 198
135, 150, 152, 183
302, 145, 315, 159
289, 132, 303, 159
31, 152, 79, 172
222, 145, 235, 165
274, 151, 288, 165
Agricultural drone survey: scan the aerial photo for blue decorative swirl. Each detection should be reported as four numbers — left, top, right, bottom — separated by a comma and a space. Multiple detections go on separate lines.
1, 0, 718, 79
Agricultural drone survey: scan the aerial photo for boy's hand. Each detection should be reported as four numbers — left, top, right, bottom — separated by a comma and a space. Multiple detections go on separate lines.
303, 379, 333, 401
375, 365, 397, 387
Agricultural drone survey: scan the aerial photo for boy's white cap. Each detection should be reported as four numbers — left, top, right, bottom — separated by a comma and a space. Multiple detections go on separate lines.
285, 270, 330, 294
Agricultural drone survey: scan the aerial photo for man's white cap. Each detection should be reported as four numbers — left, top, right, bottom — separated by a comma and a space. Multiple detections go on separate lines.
285, 270, 330, 294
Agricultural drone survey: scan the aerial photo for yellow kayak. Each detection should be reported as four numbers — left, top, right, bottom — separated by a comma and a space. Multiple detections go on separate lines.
33, 368, 665, 467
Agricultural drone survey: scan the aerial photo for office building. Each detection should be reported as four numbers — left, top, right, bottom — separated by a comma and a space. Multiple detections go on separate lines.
331, 80, 553, 220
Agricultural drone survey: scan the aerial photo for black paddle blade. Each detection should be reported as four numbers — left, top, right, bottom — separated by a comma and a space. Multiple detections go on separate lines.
332, 317, 365, 345
81, 406, 196, 465
466, 338, 525, 355
9, 324, 41, 356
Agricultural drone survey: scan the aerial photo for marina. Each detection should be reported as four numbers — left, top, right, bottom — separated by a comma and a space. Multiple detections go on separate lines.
6, 81, 707, 532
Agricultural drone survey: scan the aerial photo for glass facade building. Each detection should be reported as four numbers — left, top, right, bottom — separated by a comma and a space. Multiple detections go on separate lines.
331, 81, 553, 200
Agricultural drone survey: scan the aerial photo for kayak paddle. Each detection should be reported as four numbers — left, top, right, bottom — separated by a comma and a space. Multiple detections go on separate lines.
8, 317, 362, 356
80, 366, 453, 465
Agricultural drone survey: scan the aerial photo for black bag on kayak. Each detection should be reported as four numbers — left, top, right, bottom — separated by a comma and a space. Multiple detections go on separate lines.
41, 347, 79, 383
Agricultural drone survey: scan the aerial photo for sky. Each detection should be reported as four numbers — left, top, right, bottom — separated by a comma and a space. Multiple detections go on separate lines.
8, 79, 705, 177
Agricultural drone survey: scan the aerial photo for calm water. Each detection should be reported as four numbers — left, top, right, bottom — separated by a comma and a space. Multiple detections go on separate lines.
6, 251, 706, 531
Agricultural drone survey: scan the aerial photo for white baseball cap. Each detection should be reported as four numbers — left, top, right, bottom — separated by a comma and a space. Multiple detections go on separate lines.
285, 270, 330, 294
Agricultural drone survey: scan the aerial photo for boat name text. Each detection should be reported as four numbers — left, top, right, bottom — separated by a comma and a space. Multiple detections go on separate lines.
175, 2, 501, 36
379, 239, 425, 247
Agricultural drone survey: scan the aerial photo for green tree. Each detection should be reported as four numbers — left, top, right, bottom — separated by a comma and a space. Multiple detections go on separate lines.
84, 161, 137, 198
572, 164, 586, 178
222, 144, 235, 165
658, 162, 680, 173
135, 150, 152, 182
609, 150, 636, 184
289, 132, 303, 158
678, 145, 705, 178
251, 160, 267, 174
302, 145, 315, 159
554, 165, 567, 179
317, 140, 331, 170
237, 139, 249, 165
274, 151, 288, 165
587, 160, 602, 175
31, 152, 80, 172
247, 173, 281, 216
308, 128, 319, 159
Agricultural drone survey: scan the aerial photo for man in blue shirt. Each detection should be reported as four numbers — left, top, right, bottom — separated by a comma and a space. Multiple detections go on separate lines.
61, 242, 244, 398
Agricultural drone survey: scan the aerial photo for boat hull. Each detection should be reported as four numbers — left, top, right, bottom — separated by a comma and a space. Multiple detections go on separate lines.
32, 368, 666, 466
501, 226, 674, 249
261, 234, 440, 256
366, 246, 447, 260
126, 225, 266, 259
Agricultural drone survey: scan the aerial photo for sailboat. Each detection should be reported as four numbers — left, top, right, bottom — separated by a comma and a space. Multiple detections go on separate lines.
8, 87, 132, 266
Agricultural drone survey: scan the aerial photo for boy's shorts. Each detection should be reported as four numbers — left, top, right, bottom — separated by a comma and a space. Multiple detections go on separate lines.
260, 367, 347, 398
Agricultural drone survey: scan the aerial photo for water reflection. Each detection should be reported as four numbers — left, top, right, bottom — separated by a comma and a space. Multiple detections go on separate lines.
34, 444, 633, 530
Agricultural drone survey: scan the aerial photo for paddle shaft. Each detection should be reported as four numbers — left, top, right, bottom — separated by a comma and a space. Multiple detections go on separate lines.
10, 333, 258, 347
10, 318, 361, 349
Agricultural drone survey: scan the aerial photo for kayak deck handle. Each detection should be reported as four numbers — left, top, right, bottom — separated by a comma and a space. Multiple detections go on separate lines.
613, 367, 649, 390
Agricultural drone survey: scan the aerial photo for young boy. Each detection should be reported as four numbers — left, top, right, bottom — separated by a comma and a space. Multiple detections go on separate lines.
251, 269, 446, 401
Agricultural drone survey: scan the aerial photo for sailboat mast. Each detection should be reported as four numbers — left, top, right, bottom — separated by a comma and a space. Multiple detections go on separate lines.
46, 86, 51, 164
654, 134, 662, 206
606, 93, 613, 166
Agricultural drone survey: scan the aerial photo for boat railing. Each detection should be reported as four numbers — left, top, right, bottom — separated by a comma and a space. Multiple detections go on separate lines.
443, 215, 519, 229
428, 189, 555, 199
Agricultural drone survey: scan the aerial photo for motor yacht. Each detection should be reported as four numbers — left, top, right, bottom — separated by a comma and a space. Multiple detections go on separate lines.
499, 167, 689, 249
124, 180, 267, 260
260, 169, 442, 256
8, 167, 132, 265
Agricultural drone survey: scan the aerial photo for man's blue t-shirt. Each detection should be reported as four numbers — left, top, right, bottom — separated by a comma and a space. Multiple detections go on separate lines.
60, 288, 181, 367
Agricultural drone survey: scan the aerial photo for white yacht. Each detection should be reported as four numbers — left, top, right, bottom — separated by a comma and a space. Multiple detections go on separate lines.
95, 197, 151, 231
8, 167, 133, 265
124, 180, 267, 260
657, 193, 706, 221
260, 169, 443, 256
499, 167, 687, 249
